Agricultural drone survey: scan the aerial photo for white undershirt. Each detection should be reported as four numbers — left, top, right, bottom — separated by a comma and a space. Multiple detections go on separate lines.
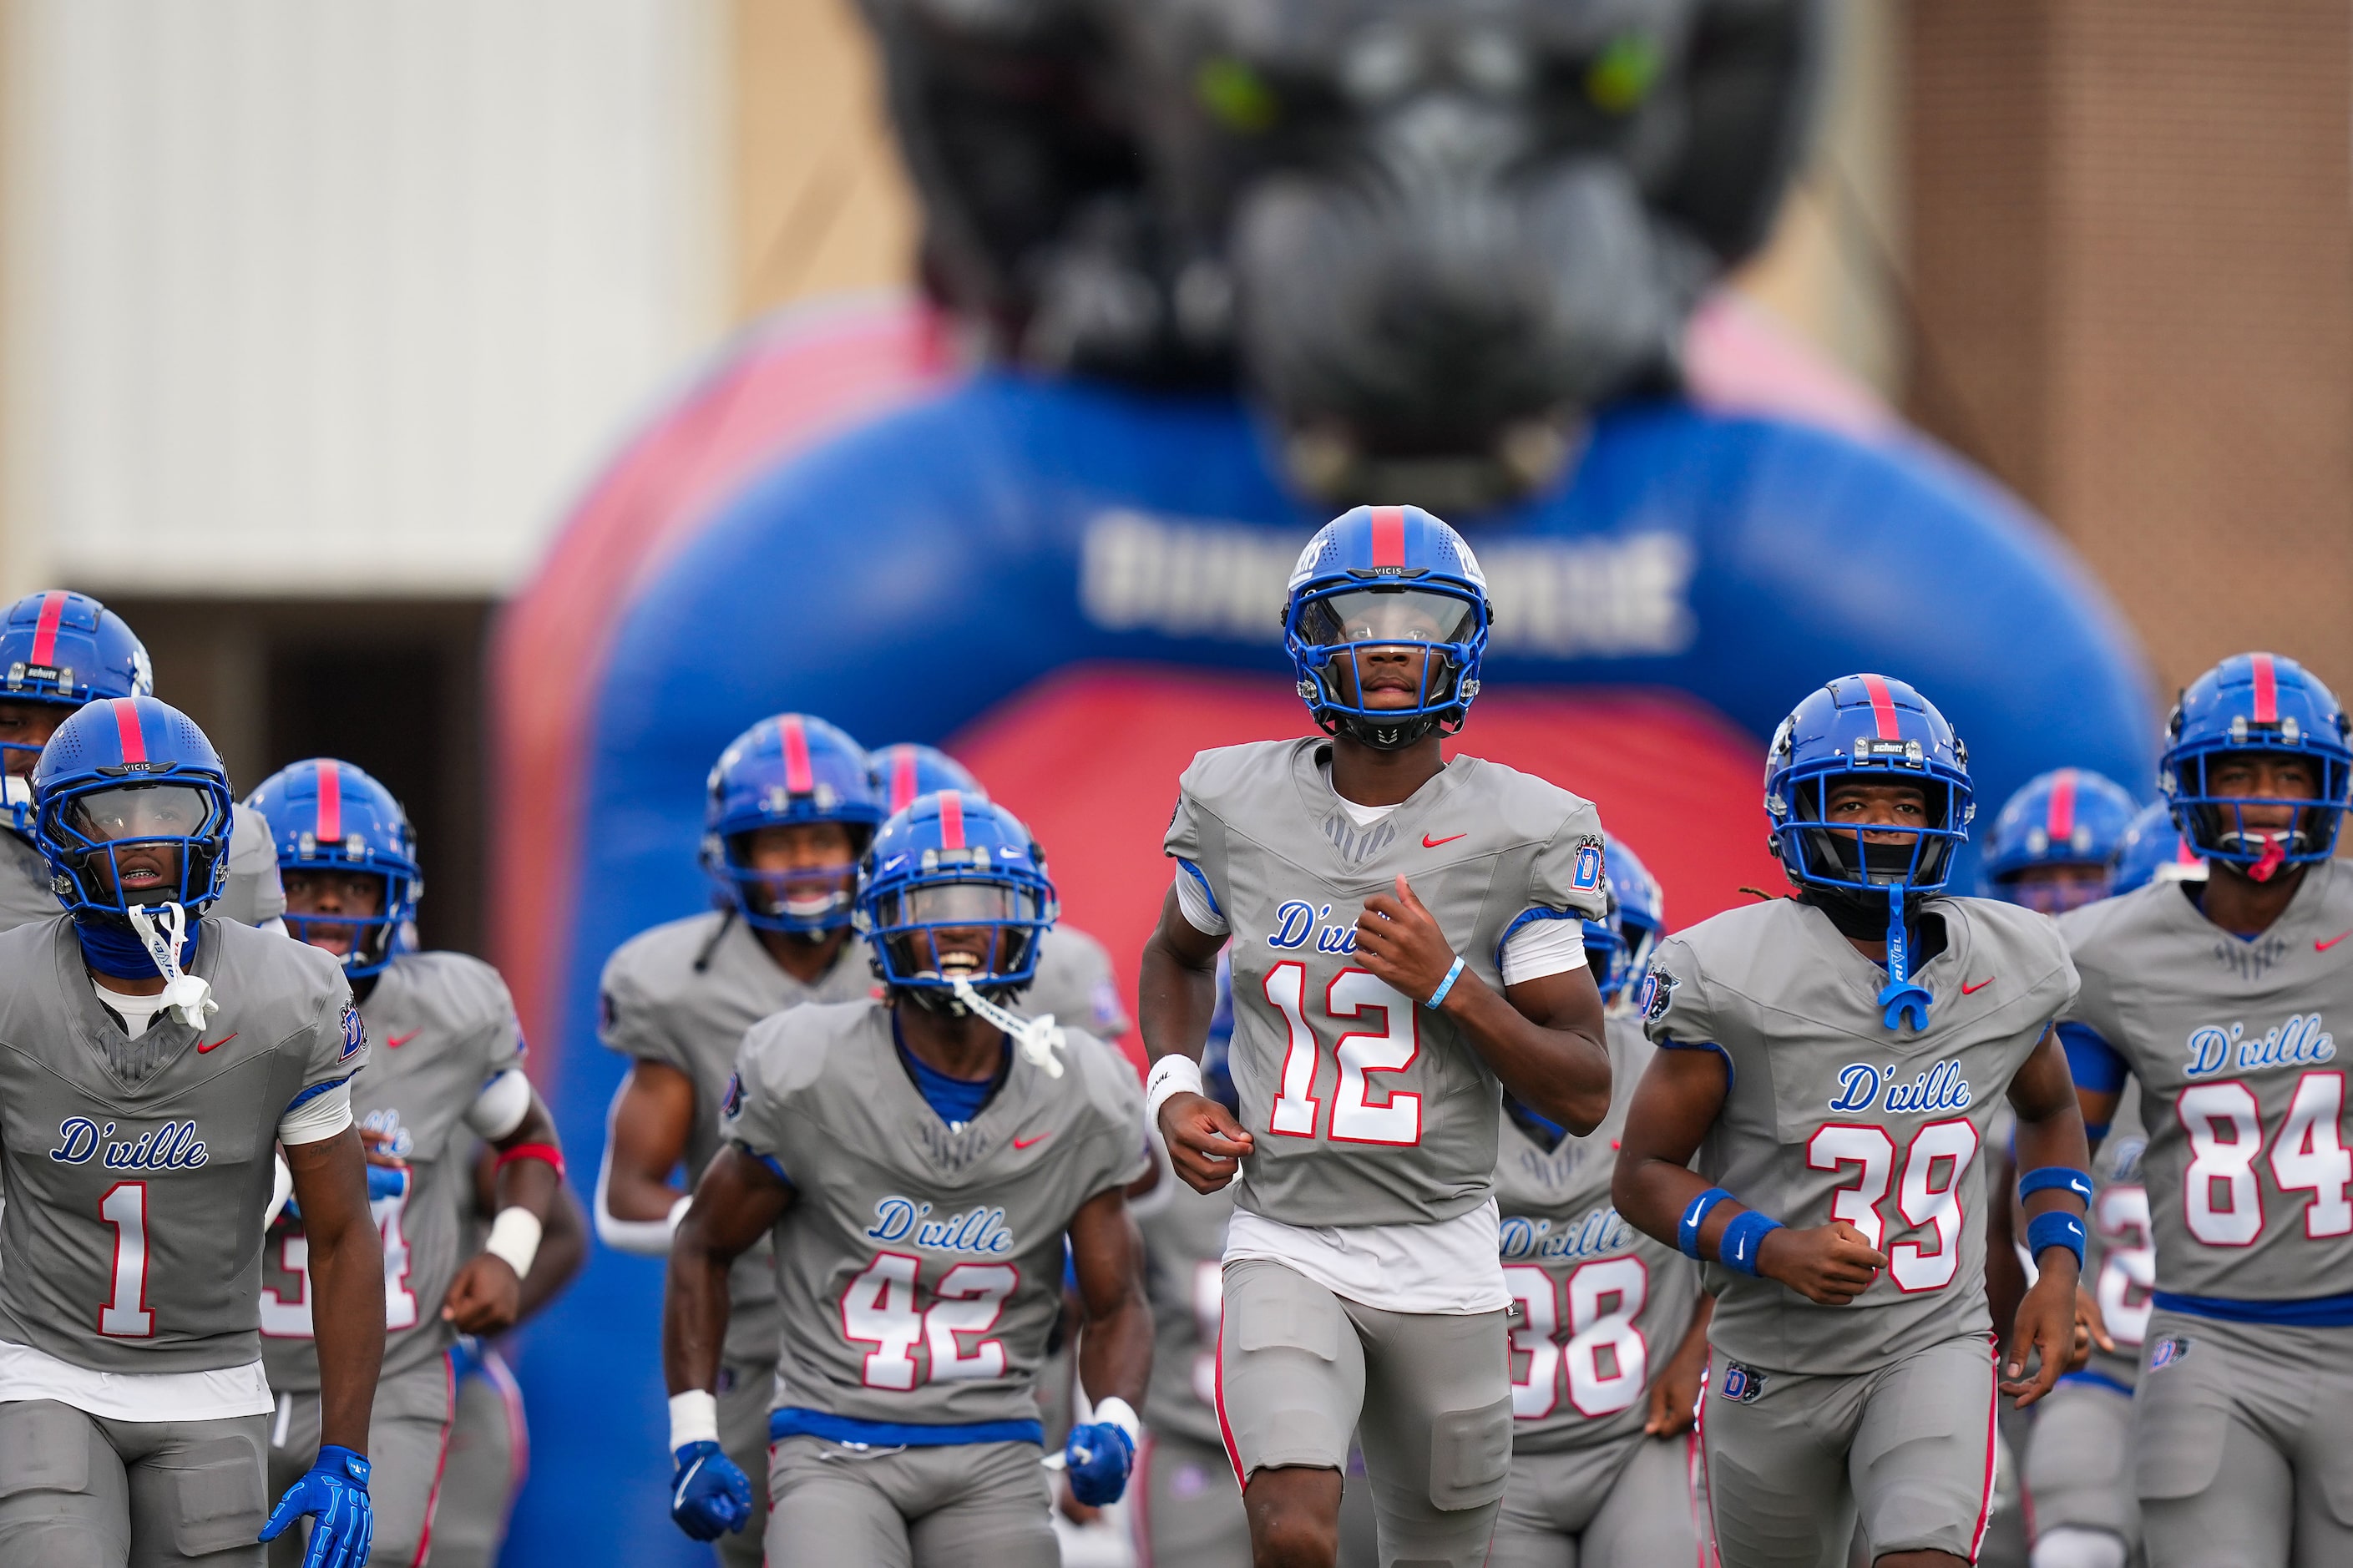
1176, 775, 1585, 1314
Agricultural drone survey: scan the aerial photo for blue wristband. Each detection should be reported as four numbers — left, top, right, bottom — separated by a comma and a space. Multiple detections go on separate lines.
2019, 1166, 2095, 1205
1677, 1187, 1733, 1259
1718, 1210, 1784, 1277
2026, 1210, 2087, 1272
1424, 956, 1465, 1009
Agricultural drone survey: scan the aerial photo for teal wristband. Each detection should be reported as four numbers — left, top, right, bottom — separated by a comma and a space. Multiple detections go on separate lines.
1425, 956, 1465, 1009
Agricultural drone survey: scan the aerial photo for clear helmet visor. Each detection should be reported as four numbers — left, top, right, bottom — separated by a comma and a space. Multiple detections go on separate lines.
1298, 588, 1476, 649
875, 880, 1045, 983
63, 783, 216, 844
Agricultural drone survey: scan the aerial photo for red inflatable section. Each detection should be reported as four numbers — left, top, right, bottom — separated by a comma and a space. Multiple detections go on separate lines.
949, 664, 1787, 1070
490, 291, 1883, 1058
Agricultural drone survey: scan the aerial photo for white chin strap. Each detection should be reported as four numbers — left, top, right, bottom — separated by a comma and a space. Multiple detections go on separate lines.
124, 901, 217, 1029
949, 975, 1064, 1080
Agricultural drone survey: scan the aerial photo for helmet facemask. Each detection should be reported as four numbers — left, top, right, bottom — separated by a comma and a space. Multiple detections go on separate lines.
714, 822, 873, 938
45, 781, 230, 918
2168, 746, 2347, 882
865, 876, 1050, 1013
1288, 583, 1485, 750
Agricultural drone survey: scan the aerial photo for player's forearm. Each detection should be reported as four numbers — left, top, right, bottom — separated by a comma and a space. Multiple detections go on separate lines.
286, 1130, 386, 1450
1615, 1153, 1733, 1255
1137, 929, 1218, 1064
488, 1101, 564, 1223
1445, 978, 1610, 1132
519, 1185, 590, 1320
1075, 1290, 1154, 1413
660, 1214, 736, 1396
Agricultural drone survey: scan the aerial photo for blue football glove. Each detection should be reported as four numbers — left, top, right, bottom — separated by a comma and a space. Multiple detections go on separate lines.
259, 1444, 373, 1568
366, 1161, 411, 1202
1058, 1398, 1139, 1506
670, 1440, 753, 1540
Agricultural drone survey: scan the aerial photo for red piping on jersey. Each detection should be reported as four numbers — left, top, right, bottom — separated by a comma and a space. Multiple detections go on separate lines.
780, 715, 816, 794
2044, 769, 2077, 842
1369, 505, 1405, 569
889, 746, 919, 812
2251, 653, 2280, 724
109, 698, 146, 764
938, 789, 966, 850
1859, 673, 1900, 740
315, 760, 343, 844
1967, 1338, 2000, 1560
1212, 1315, 1244, 1488
28, 590, 64, 668
407, 1355, 458, 1568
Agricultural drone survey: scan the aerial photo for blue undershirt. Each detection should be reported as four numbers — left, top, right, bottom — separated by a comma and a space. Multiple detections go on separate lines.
894, 1027, 1010, 1128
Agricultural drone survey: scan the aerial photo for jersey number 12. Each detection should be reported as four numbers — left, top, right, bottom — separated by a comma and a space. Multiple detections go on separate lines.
1263, 962, 1421, 1146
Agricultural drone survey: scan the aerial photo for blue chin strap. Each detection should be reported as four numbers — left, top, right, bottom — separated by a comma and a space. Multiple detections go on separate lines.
1877, 883, 1931, 1032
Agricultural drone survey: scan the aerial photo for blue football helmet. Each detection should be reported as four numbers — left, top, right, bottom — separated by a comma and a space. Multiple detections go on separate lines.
246, 759, 422, 978
1284, 504, 1490, 750
1765, 674, 1973, 1031
0, 591, 153, 827
1579, 878, 1627, 1000
2113, 799, 2208, 896
33, 696, 232, 919
872, 743, 986, 815
1604, 836, 1664, 1001
854, 790, 1057, 1009
1981, 767, 2140, 914
2159, 652, 2353, 880
701, 715, 886, 933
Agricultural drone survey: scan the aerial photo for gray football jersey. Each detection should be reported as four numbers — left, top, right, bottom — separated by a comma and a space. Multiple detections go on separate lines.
0, 803, 281, 934
1024, 924, 1131, 1043
721, 999, 1148, 1429
2078, 1126, 2152, 1390
1496, 1014, 1703, 1454
1135, 1151, 1234, 1448
261, 950, 524, 1388
599, 909, 872, 1365
1644, 896, 2077, 1376
1166, 738, 1608, 1227
0, 915, 358, 1373
2059, 861, 2353, 1302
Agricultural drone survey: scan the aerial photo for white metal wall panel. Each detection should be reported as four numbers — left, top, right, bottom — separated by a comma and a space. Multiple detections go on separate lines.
6, 0, 725, 595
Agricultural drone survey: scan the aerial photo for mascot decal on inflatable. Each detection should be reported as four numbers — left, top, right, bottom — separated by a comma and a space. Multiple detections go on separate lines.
493, 3, 2152, 1559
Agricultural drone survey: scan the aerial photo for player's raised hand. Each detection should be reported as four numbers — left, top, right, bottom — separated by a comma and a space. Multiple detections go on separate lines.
1355, 876, 1455, 999
2002, 1259, 2082, 1408
1757, 1221, 1885, 1305
440, 1252, 524, 1335
1157, 1090, 1253, 1194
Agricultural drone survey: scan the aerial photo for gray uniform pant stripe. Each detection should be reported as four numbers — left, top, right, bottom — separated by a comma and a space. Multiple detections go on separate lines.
0, 1399, 269, 1567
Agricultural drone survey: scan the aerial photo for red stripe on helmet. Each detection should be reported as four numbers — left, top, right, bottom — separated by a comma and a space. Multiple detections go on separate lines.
1859, 674, 1900, 740
2045, 769, 2077, 842
110, 698, 146, 764
938, 789, 966, 850
779, 716, 815, 794
2177, 835, 2200, 867
28, 591, 64, 667
2251, 653, 2280, 724
1369, 506, 1406, 569
316, 760, 343, 844
889, 746, 918, 812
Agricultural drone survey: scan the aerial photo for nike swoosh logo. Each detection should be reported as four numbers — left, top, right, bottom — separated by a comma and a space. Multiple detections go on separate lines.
674, 1454, 705, 1513
1422, 832, 1468, 848
385, 1031, 420, 1049
195, 1032, 237, 1054
1013, 1133, 1050, 1151
2320, 932, 2353, 953
1961, 978, 1994, 995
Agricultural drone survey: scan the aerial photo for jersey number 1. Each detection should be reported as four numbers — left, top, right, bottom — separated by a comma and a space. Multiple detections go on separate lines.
1263, 962, 1421, 1145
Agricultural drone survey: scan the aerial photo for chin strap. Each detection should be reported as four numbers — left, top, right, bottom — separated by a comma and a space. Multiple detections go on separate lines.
1875, 883, 1931, 1033
949, 976, 1065, 1079
124, 902, 217, 1029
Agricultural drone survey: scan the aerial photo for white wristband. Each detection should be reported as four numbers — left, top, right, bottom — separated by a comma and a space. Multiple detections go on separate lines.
1145, 1055, 1206, 1130
669, 1388, 720, 1452
484, 1207, 544, 1278
1090, 1395, 1141, 1446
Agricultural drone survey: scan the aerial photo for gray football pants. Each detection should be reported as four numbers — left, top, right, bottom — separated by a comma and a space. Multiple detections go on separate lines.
2023, 1377, 2138, 1552
763, 1434, 1055, 1568
1699, 1333, 1998, 1567
0, 1399, 269, 1566
2133, 1310, 2353, 1568
1138, 1430, 1250, 1566
266, 1357, 453, 1568
1217, 1257, 1513, 1568
711, 1354, 773, 1568
1488, 1432, 1704, 1568
420, 1347, 525, 1568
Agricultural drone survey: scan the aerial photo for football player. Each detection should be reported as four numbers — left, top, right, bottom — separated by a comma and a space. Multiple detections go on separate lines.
0, 698, 382, 1566
873, 742, 1132, 1044
0, 591, 284, 931
595, 713, 886, 1567
1613, 674, 2093, 1568
246, 759, 569, 1567
663, 791, 1152, 1565
1980, 769, 2142, 916
1141, 503, 1616, 1568
2057, 653, 2353, 1568
1492, 835, 1711, 1567
2109, 800, 2207, 897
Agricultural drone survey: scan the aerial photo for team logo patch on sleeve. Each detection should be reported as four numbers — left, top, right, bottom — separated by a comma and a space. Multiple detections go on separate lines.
1637, 969, 1677, 1024
338, 1003, 365, 1061
721, 1072, 745, 1120
1571, 838, 1605, 892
